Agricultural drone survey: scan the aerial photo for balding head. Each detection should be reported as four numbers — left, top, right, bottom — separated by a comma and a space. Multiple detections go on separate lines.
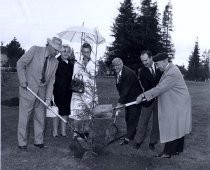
112, 58, 123, 74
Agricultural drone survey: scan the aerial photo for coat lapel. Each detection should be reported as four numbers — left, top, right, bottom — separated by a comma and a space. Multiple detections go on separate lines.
45, 56, 57, 82
118, 67, 125, 84
145, 67, 154, 80
116, 67, 124, 85
142, 67, 155, 84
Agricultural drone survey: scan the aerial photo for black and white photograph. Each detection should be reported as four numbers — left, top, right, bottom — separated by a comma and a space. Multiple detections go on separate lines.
1, 0, 210, 169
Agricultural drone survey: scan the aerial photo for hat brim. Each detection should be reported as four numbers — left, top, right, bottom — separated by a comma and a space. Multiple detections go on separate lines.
153, 53, 169, 62
47, 39, 65, 52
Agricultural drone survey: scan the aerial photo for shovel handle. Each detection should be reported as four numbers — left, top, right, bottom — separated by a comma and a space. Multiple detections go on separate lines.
26, 87, 67, 123
113, 98, 146, 110
27, 87, 90, 141
113, 110, 120, 123
124, 101, 137, 107
113, 101, 137, 110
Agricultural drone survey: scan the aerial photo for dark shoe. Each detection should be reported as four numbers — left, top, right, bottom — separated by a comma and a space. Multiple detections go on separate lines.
60, 134, 68, 138
34, 144, 48, 149
133, 143, 142, 150
120, 138, 129, 145
18, 145, 27, 151
149, 143, 156, 150
173, 152, 180, 156
154, 152, 171, 158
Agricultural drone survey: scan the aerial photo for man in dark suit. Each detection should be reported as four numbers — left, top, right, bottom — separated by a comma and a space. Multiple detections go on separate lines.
133, 50, 162, 150
112, 58, 143, 145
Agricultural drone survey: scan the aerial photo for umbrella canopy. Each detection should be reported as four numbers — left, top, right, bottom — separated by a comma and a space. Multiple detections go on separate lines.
57, 26, 105, 44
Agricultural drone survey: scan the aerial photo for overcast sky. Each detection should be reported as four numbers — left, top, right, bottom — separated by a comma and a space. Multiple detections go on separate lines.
1, 0, 210, 66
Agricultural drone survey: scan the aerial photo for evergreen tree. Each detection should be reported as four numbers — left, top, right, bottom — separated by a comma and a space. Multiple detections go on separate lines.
161, 1, 175, 58
136, 0, 163, 56
176, 64, 187, 78
6, 37, 25, 67
186, 39, 201, 81
200, 50, 210, 81
97, 59, 107, 76
107, 0, 140, 72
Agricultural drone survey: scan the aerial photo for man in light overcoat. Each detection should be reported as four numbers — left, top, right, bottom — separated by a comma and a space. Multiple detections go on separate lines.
17, 37, 64, 151
136, 53, 192, 158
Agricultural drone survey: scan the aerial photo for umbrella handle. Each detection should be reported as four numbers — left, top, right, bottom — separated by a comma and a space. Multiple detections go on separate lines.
26, 87, 67, 123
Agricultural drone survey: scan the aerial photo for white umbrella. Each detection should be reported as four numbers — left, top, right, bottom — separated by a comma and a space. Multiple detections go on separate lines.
57, 26, 105, 108
57, 26, 105, 45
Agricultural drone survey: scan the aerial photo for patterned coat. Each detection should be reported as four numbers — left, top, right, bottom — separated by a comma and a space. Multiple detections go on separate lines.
70, 59, 98, 120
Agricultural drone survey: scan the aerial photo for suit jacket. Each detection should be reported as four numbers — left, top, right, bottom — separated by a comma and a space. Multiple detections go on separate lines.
138, 66, 162, 107
116, 66, 143, 104
144, 63, 192, 143
17, 46, 58, 101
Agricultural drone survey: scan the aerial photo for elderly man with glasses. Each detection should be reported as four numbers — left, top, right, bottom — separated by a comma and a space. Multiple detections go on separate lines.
112, 58, 143, 145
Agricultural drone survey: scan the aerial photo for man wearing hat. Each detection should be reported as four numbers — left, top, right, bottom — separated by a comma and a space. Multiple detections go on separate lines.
17, 37, 64, 151
136, 53, 192, 158
112, 58, 143, 145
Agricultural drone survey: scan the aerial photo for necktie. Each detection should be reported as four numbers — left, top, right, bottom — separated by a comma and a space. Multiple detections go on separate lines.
41, 57, 49, 84
150, 67, 155, 77
117, 74, 121, 84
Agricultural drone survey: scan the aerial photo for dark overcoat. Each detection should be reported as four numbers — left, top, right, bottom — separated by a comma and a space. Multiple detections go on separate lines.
116, 66, 143, 104
53, 56, 74, 116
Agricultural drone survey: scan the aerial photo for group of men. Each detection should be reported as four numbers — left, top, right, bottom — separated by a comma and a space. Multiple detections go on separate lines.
16, 36, 192, 158
112, 51, 192, 158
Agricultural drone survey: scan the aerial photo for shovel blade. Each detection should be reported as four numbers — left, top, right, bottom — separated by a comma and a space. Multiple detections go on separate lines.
92, 104, 113, 118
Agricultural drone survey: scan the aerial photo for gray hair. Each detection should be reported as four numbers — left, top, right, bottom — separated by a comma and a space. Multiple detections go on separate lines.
112, 58, 123, 66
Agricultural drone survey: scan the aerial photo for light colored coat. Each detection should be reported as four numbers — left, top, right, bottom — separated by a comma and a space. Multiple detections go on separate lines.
17, 46, 58, 101
144, 63, 192, 143
70, 59, 98, 120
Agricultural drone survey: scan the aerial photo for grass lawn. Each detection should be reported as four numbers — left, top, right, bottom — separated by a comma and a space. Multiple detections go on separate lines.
1, 73, 210, 170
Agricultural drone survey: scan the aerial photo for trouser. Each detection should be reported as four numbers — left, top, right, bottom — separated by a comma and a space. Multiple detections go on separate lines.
17, 87, 46, 146
125, 104, 141, 140
135, 100, 159, 144
163, 136, 185, 155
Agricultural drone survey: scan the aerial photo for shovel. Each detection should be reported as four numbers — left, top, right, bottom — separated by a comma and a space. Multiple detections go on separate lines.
27, 87, 88, 141
105, 110, 120, 142
93, 100, 145, 116
105, 110, 127, 146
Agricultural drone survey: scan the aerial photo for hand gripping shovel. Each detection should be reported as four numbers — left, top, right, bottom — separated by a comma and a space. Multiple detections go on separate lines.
27, 87, 88, 141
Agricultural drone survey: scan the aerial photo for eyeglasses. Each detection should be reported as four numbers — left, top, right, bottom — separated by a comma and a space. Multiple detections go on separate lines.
82, 49, 91, 54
